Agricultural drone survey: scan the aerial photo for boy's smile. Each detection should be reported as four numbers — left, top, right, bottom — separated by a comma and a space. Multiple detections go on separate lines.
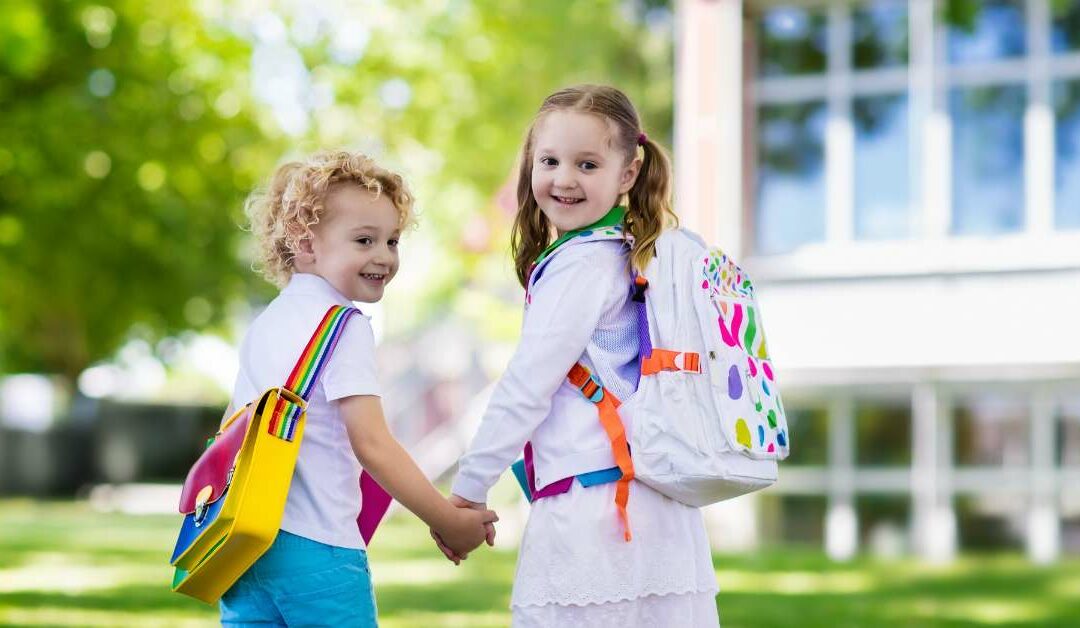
297, 183, 401, 303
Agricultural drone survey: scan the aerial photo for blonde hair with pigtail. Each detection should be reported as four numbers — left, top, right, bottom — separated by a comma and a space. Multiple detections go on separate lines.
511, 84, 678, 286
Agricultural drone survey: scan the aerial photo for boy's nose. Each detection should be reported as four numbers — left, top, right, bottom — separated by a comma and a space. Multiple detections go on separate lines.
374, 245, 396, 266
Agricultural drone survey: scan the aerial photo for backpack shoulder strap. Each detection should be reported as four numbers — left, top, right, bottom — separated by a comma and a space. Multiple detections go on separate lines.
566, 362, 635, 542
267, 304, 362, 441
635, 229, 706, 377
284, 304, 363, 400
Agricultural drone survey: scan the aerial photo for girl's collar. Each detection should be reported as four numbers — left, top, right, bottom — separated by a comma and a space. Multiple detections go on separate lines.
534, 205, 626, 265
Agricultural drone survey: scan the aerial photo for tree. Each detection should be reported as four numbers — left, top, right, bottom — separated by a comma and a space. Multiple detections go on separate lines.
279, 0, 675, 334
0, 0, 279, 380
0, 0, 674, 382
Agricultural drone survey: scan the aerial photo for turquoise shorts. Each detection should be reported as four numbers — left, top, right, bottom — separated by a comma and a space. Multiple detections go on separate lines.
219, 530, 377, 627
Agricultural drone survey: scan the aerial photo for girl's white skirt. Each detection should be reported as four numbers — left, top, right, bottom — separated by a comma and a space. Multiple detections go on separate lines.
510, 479, 720, 627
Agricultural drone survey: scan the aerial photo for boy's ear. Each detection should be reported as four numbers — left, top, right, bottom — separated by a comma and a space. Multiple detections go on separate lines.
294, 235, 315, 264
618, 157, 642, 195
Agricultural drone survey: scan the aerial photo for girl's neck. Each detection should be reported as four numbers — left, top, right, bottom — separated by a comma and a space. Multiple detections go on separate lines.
537, 205, 625, 265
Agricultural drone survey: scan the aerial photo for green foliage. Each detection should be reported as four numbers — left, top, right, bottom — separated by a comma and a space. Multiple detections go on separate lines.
6, 0, 1044, 381
1051, 0, 1080, 50
0, 0, 673, 380
942, 0, 982, 33
0, 0, 279, 379
283, 0, 674, 333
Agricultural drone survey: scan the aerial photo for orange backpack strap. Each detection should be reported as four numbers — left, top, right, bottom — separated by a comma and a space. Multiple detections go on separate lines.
567, 362, 635, 542
640, 349, 702, 376
632, 274, 701, 377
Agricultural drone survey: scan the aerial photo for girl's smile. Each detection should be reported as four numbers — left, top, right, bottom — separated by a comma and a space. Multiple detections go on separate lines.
530, 110, 640, 234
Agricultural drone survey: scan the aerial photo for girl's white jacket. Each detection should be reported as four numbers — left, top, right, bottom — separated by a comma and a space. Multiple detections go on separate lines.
452, 239, 639, 503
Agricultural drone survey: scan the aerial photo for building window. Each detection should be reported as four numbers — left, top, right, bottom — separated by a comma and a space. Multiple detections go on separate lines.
953, 395, 1029, 467
783, 403, 829, 466
755, 102, 827, 254
749, 0, 1080, 257
854, 93, 912, 239
757, 5, 828, 77
855, 399, 911, 465
852, 1, 909, 69
1051, 1, 1080, 53
950, 85, 1027, 235
857, 495, 910, 556
1058, 396, 1080, 467
1054, 79, 1080, 230
1062, 496, 1080, 555
779, 495, 827, 545
955, 495, 1026, 550
1064, 393, 1080, 554
946, 0, 1027, 64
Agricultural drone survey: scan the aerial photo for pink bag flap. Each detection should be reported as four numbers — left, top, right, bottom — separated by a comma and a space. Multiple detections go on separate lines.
357, 470, 393, 544
178, 406, 252, 514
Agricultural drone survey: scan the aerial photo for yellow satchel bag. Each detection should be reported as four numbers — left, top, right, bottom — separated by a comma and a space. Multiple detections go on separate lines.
170, 305, 361, 603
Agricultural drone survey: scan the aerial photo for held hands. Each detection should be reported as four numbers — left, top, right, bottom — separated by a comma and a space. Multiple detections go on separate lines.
430, 495, 497, 565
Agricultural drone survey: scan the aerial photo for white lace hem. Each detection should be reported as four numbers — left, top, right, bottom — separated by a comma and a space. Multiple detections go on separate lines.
510, 480, 718, 608
511, 582, 719, 608
512, 590, 720, 628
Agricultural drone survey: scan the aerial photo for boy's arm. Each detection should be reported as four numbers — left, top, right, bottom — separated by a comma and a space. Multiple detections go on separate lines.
339, 394, 497, 557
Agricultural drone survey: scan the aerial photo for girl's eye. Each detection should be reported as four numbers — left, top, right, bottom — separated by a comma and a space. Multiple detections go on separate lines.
355, 237, 372, 245
387, 239, 399, 248
539, 156, 557, 167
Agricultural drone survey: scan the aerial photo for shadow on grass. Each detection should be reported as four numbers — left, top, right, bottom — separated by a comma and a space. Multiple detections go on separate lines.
4, 501, 1080, 627
375, 578, 512, 617
715, 591, 1071, 628
0, 585, 215, 615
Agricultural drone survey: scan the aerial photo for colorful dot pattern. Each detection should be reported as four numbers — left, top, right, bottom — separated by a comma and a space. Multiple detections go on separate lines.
701, 249, 755, 300
703, 248, 788, 459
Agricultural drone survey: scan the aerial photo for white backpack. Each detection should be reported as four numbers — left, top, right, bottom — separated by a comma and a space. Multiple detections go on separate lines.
620, 228, 790, 506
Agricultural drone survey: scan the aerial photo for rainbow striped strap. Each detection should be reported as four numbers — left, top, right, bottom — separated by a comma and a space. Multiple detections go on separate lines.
267, 305, 362, 441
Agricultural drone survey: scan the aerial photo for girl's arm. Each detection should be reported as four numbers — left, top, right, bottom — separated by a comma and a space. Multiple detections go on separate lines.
451, 243, 625, 504
339, 394, 497, 558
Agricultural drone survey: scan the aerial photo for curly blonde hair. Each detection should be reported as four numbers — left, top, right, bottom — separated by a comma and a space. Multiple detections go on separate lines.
245, 150, 416, 287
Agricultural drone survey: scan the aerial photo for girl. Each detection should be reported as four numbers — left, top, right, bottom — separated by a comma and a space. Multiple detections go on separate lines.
224, 150, 497, 627
449, 86, 720, 626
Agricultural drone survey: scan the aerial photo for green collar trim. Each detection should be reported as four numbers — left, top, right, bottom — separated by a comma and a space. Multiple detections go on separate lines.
534, 206, 626, 265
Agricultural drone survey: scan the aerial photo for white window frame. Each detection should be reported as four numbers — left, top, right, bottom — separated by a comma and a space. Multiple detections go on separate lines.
746, 0, 1080, 281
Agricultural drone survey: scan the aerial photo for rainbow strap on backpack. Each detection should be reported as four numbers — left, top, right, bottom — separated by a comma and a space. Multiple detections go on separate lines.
170, 305, 364, 604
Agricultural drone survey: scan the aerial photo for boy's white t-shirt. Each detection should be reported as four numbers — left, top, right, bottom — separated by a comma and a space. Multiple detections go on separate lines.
230, 272, 379, 549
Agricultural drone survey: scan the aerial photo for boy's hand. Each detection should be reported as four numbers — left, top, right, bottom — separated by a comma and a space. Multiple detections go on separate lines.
450, 495, 497, 547
430, 495, 497, 563
430, 528, 461, 564
430, 498, 497, 563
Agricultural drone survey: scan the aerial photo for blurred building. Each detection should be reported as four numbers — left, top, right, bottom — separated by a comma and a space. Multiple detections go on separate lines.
677, 0, 1080, 562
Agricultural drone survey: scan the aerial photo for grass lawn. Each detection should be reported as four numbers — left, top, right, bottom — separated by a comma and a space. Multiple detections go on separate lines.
1, 499, 1079, 627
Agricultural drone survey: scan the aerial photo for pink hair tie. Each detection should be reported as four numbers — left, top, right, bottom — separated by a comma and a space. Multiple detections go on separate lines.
637, 132, 648, 146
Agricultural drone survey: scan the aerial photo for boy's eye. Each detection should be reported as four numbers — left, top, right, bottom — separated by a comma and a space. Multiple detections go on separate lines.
355, 237, 372, 245
387, 239, 399, 248
580, 161, 598, 170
